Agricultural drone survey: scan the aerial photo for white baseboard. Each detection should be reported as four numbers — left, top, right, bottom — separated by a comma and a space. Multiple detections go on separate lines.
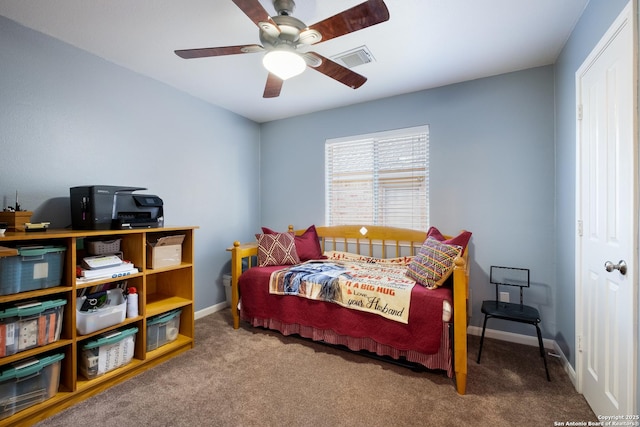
195, 302, 229, 320
552, 341, 577, 387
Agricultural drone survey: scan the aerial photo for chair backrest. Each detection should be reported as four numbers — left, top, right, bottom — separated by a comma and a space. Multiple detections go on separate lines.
490, 266, 530, 305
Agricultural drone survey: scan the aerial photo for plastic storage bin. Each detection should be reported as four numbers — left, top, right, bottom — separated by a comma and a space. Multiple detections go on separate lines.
146, 309, 181, 351
0, 353, 64, 420
0, 299, 66, 357
79, 327, 137, 379
85, 239, 121, 256
76, 289, 126, 335
0, 246, 66, 295
223, 274, 232, 306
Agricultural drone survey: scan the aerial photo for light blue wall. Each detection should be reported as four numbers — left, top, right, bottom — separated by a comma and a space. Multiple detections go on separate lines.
260, 66, 557, 336
553, 0, 630, 368
0, 16, 262, 311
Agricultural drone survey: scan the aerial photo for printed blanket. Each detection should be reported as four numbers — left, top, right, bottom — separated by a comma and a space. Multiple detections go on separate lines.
269, 260, 415, 323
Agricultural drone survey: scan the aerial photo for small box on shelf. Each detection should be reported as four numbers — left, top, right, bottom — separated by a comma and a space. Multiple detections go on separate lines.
146, 235, 185, 269
0, 211, 32, 232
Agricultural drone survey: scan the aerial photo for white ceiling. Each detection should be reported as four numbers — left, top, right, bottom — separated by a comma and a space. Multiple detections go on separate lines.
0, 0, 588, 123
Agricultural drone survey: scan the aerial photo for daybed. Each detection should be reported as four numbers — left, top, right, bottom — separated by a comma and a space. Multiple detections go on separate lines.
228, 224, 470, 394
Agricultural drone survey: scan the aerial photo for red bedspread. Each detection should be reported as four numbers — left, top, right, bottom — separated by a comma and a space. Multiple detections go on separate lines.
239, 265, 453, 354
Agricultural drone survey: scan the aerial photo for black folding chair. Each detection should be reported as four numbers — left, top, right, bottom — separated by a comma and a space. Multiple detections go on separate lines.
476, 266, 550, 381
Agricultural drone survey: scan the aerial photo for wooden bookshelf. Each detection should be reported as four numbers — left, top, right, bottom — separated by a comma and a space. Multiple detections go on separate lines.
0, 226, 196, 426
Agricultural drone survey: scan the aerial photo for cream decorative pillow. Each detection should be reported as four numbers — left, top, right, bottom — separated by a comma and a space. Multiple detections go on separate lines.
324, 251, 413, 266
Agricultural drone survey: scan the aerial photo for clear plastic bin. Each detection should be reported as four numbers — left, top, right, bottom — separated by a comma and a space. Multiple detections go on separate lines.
146, 309, 181, 351
0, 246, 66, 295
76, 289, 126, 335
79, 327, 137, 379
0, 299, 66, 357
0, 353, 64, 420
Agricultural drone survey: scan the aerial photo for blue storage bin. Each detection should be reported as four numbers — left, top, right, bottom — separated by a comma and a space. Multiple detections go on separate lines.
0, 353, 64, 420
0, 246, 66, 295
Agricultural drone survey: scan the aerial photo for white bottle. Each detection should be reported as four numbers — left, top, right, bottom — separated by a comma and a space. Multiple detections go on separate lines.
127, 287, 139, 318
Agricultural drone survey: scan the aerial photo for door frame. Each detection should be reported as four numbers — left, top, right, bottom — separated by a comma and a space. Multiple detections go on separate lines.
574, 0, 638, 411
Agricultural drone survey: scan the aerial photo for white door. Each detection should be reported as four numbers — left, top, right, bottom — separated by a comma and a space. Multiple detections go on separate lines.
575, 2, 637, 417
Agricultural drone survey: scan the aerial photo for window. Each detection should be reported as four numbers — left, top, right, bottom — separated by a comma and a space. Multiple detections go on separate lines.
325, 125, 429, 229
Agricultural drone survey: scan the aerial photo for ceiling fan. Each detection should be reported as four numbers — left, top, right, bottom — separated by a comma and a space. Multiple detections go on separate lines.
174, 0, 390, 98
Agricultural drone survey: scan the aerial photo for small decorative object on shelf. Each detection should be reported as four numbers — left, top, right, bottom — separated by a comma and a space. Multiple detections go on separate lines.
0, 191, 32, 231
25, 222, 50, 232
0, 211, 32, 232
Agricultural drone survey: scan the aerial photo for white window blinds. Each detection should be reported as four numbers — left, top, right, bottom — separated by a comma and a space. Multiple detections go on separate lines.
325, 125, 429, 229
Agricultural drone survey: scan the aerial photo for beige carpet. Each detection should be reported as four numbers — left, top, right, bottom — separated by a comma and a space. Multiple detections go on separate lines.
35, 310, 595, 427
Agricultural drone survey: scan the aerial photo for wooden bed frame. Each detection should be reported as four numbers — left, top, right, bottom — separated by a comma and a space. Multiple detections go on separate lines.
228, 225, 469, 395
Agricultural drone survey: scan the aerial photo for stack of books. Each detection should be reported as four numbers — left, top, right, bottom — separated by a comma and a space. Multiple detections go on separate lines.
77, 255, 138, 282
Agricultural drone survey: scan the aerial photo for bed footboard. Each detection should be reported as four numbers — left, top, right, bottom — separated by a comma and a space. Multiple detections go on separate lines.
452, 255, 469, 395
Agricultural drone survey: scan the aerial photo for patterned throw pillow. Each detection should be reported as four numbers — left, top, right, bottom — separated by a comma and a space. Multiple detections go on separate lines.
406, 237, 462, 289
256, 232, 301, 267
262, 225, 324, 261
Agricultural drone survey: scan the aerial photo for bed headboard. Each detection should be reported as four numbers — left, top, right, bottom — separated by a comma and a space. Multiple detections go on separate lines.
228, 224, 469, 311
312, 225, 428, 258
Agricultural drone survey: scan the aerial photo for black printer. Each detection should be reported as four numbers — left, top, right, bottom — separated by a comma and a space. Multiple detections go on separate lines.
70, 185, 164, 230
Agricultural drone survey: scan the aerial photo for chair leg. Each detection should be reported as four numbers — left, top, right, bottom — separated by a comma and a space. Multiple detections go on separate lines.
477, 314, 489, 364
535, 324, 551, 381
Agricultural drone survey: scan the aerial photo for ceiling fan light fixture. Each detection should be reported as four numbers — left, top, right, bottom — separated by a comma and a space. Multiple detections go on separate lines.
262, 49, 306, 80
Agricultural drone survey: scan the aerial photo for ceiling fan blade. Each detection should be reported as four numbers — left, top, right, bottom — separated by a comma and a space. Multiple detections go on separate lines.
175, 44, 263, 59
307, 0, 390, 44
304, 52, 367, 89
263, 73, 284, 98
232, 0, 280, 30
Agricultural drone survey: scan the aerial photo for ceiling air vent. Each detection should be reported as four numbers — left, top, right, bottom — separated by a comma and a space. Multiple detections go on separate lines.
331, 46, 375, 68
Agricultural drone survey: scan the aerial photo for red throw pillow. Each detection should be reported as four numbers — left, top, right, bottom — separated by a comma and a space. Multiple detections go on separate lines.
427, 226, 472, 254
262, 225, 324, 261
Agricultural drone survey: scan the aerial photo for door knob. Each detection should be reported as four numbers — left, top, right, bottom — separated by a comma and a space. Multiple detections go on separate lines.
604, 260, 627, 275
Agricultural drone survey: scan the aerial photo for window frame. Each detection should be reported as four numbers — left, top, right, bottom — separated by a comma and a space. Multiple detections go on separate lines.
325, 125, 430, 229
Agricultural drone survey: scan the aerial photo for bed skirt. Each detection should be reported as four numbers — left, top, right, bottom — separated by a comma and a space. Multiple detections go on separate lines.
242, 313, 453, 378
